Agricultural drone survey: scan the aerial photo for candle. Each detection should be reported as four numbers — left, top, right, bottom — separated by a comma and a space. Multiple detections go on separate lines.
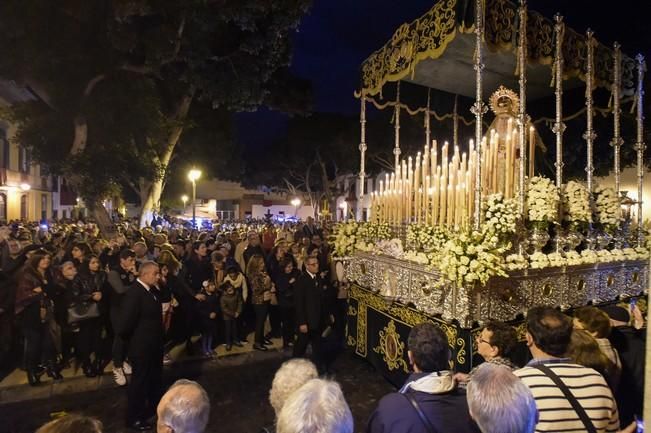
433, 168, 441, 225
414, 153, 421, 223
529, 126, 535, 178
441, 143, 449, 224
431, 140, 438, 180
424, 175, 431, 225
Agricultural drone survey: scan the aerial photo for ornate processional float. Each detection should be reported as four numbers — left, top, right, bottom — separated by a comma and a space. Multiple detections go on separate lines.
336, 0, 649, 380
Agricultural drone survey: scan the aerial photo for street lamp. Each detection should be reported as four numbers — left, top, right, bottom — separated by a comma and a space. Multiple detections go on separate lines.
181, 194, 188, 215
20, 183, 31, 191
188, 168, 202, 228
291, 198, 301, 217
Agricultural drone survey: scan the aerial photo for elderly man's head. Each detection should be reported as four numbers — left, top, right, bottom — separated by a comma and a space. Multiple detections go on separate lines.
467, 364, 538, 433
156, 379, 210, 433
269, 359, 319, 416
276, 378, 353, 433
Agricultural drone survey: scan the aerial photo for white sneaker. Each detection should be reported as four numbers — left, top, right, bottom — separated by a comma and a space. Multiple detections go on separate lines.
113, 367, 127, 386
122, 361, 132, 375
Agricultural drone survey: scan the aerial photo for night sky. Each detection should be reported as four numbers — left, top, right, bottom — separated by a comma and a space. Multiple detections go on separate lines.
236, 0, 651, 152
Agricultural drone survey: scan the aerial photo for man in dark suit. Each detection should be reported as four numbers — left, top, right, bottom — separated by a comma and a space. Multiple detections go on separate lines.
293, 256, 331, 372
118, 261, 163, 431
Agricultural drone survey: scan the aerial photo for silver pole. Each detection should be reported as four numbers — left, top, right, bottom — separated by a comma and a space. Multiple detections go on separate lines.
471, 0, 486, 230
394, 82, 401, 171
584, 30, 596, 195
635, 54, 646, 246
359, 94, 367, 199
553, 14, 566, 190
611, 43, 623, 196
517, 0, 528, 216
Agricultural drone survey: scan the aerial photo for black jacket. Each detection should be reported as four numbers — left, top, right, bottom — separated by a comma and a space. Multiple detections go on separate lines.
610, 325, 646, 424
118, 280, 164, 360
294, 271, 332, 332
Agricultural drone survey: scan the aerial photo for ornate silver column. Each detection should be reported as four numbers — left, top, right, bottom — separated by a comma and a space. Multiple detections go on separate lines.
394, 81, 402, 171
635, 54, 646, 246
471, 0, 487, 230
425, 89, 431, 149
553, 14, 566, 190
611, 43, 623, 196
517, 0, 528, 215
359, 93, 367, 200
584, 30, 597, 195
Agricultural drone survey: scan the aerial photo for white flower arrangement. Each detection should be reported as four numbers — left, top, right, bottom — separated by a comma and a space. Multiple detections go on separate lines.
593, 184, 621, 227
333, 221, 361, 257
529, 252, 550, 269
433, 229, 509, 287
547, 252, 566, 267
526, 176, 560, 224
505, 254, 528, 271
484, 193, 518, 236
563, 181, 592, 224
406, 224, 449, 252
565, 251, 583, 266
580, 249, 598, 264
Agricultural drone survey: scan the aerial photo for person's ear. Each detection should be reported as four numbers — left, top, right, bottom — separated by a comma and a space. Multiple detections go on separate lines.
525, 331, 533, 347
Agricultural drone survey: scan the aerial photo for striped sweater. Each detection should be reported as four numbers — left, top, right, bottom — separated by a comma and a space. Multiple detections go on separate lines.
515, 362, 619, 433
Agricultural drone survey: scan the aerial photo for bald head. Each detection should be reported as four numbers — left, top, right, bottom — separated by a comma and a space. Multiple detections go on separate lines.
157, 380, 210, 433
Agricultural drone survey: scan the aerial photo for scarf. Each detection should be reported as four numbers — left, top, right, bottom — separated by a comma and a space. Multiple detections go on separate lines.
224, 272, 248, 302
400, 371, 456, 395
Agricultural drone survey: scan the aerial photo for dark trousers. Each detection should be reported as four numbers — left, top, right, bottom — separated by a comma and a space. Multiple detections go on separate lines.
268, 304, 281, 337
223, 319, 237, 345
293, 329, 323, 371
253, 303, 269, 345
333, 298, 347, 346
112, 335, 128, 367
0, 312, 13, 362
279, 305, 295, 346
127, 354, 162, 424
76, 319, 99, 366
23, 325, 55, 370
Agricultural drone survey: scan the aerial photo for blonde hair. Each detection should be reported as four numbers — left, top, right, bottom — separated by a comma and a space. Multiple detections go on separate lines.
246, 254, 265, 279
269, 359, 319, 415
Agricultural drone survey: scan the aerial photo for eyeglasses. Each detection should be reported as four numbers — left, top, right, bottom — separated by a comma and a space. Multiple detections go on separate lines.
476, 336, 492, 346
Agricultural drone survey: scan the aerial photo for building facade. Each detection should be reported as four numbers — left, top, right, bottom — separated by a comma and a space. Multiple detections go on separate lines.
0, 80, 52, 222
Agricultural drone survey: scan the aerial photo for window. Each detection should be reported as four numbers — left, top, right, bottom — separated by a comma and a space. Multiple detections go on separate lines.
20, 194, 27, 220
19, 147, 30, 174
0, 193, 6, 221
41, 194, 47, 220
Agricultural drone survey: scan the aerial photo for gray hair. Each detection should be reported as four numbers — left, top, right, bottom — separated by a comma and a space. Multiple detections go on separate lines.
276, 378, 353, 433
158, 379, 210, 433
467, 364, 538, 433
269, 359, 319, 415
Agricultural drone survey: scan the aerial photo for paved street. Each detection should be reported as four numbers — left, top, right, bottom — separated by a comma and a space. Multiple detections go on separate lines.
0, 346, 394, 433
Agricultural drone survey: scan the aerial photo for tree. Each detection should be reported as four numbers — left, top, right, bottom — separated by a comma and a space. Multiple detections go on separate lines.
0, 0, 311, 231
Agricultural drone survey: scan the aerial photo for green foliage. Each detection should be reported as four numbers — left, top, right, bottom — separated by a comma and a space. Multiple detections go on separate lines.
0, 0, 312, 205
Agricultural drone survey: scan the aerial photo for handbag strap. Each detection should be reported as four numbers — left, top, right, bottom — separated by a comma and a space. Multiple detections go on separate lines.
533, 364, 597, 433
402, 392, 439, 433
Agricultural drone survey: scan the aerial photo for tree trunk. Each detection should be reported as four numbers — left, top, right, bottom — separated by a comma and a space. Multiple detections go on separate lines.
88, 200, 116, 237
137, 88, 195, 227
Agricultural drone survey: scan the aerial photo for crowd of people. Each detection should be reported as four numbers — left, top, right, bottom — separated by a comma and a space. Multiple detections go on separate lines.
0, 216, 347, 429
32, 303, 646, 433
0, 217, 647, 433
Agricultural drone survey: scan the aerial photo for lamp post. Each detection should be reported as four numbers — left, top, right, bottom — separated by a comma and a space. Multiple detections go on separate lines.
181, 195, 188, 216
291, 198, 301, 217
188, 169, 202, 228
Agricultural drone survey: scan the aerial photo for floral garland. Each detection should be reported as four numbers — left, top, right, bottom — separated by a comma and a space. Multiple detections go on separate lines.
526, 176, 559, 225
593, 184, 621, 228
563, 181, 592, 224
